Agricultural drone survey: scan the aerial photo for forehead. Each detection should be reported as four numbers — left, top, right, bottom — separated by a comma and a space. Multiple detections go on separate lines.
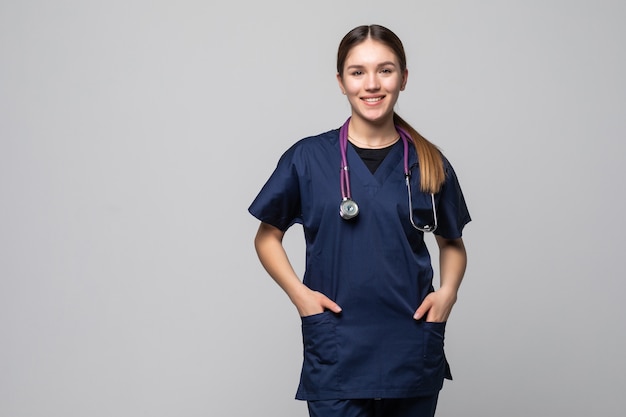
344, 38, 399, 66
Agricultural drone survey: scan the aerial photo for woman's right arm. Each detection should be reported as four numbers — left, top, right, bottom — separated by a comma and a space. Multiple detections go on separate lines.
254, 222, 342, 317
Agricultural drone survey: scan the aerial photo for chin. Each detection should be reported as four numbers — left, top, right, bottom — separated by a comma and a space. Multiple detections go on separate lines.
357, 110, 393, 124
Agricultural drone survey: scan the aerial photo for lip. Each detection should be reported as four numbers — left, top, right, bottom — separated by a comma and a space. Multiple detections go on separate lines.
360, 95, 385, 105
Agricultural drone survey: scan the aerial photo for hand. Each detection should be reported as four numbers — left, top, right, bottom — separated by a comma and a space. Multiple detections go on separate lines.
413, 287, 458, 322
292, 286, 342, 317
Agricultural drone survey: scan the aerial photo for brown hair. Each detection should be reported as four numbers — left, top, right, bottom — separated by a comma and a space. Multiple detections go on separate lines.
337, 24, 445, 193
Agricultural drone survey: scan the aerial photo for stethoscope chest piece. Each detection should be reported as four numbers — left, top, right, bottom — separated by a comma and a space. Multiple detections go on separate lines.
339, 198, 359, 220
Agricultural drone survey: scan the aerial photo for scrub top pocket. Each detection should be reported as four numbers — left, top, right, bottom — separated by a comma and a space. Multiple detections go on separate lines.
422, 321, 452, 387
408, 183, 437, 229
301, 311, 338, 365
298, 311, 341, 397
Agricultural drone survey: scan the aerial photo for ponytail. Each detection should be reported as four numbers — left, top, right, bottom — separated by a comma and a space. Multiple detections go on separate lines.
394, 113, 445, 193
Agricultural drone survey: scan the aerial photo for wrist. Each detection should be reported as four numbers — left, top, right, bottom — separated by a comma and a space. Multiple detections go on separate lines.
437, 285, 458, 301
287, 282, 311, 305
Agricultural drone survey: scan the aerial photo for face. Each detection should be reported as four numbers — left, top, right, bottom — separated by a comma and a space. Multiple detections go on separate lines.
337, 38, 408, 125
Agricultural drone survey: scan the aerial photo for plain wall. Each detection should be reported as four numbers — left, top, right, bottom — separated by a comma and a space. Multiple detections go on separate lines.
1, 1, 625, 416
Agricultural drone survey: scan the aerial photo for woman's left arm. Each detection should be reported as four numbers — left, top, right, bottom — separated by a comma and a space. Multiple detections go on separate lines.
413, 236, 467, 322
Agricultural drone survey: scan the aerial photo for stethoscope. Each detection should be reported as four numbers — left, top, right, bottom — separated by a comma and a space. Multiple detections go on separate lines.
339, 118, 438, 233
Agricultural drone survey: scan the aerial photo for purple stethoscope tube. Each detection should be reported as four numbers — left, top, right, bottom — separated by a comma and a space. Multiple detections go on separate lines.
338, 117, 437, 232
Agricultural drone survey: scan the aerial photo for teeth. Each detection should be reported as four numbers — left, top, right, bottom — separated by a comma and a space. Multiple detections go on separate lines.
363, 97, 383, 102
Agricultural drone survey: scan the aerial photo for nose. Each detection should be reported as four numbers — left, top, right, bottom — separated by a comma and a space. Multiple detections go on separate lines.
364, 73, 380, 91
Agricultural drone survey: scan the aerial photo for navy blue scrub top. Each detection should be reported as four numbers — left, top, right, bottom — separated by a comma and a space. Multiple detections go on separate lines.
249, 127, 471, 401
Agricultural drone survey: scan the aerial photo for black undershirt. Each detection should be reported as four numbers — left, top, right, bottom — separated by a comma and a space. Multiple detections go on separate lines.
351, 142, 395, 174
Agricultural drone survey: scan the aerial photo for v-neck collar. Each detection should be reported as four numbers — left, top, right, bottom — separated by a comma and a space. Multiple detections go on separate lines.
346, 138, 404, 187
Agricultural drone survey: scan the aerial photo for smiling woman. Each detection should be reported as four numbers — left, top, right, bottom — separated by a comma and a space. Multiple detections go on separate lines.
248, 24, 471, 417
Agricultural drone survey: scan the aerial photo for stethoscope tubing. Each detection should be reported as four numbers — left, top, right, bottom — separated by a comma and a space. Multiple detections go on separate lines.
338, 117, 437, 233
340, 119, 352, 201
339, 118, 411, 199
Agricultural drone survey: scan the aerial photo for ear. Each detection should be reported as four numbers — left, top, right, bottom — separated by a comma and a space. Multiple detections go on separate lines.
336, 73, 346, 95
400, 68, 409, 91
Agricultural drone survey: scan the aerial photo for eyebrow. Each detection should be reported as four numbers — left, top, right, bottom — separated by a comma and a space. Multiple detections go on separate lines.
345, 61, 398, 70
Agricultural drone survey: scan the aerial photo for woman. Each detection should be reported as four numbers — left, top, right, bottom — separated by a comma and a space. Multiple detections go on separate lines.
249, 24, 471, 417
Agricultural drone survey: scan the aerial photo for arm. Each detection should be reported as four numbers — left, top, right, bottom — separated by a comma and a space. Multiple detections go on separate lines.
413, 236, 467, 322
254, 222, 342, 317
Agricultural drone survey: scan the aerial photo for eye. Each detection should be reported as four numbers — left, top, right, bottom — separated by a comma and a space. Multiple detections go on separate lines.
351, 70, 363, 76
380, 68, 393, 74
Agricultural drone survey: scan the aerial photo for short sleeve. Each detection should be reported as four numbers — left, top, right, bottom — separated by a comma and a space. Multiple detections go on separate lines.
433, 158, 471, 239
248, 145, 303, 231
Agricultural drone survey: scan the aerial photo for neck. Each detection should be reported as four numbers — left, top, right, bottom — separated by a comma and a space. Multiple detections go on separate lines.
347, 117, 398, 149
348, 134, 399, 149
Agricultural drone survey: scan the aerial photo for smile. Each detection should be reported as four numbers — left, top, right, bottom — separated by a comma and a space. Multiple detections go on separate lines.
362, 97, 384, 103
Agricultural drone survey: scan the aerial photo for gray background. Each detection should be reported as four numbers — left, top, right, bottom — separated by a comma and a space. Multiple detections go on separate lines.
1, 1, 625, 416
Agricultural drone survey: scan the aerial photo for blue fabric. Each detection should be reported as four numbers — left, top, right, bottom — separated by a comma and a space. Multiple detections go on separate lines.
307, 394, 439, 417
248, 127, 471, 400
